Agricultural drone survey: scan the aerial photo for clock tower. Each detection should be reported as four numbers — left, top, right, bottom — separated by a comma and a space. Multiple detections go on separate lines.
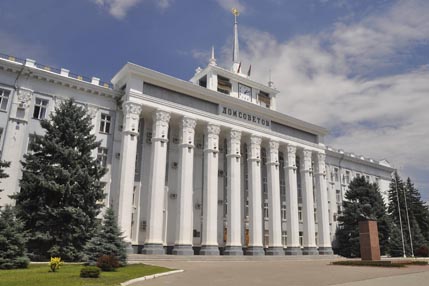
190, 8, 279, 111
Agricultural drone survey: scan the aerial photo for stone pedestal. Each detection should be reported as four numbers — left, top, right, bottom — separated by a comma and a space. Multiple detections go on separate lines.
359, 220, 381, 261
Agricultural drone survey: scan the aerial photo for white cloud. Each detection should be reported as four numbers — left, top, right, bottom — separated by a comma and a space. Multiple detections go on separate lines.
216, 0, 246, 13
93, 0, 173, 19
231, 0, 429, 199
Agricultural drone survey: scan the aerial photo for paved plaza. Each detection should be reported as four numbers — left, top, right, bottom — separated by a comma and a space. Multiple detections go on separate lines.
128, 255, 429, 286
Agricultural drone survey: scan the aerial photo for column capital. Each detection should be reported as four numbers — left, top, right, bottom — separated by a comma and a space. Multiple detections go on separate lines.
249, 135, 262, 146
314, 152, 327, 177
300, 149, 313, 174
153, 109, 171, 123
286, 145, 297, 155
123, 101, 142, 119
206, 123, 221, 136
227, 129, 241, 159
247, 135, 261, 163
267, 140, 279, 166
205, 123, 220, 153
17, 87, 33, 109
180, 116, 197, 148
181, 116, 197, 129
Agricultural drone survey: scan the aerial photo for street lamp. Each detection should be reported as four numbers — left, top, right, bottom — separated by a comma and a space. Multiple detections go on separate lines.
393, 173, 406, 258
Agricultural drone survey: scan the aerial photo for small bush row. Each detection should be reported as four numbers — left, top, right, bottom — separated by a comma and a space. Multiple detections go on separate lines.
332, 260, 428, 267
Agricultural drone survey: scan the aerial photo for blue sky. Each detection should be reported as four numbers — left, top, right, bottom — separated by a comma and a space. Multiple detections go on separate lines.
1, 0, 428, 201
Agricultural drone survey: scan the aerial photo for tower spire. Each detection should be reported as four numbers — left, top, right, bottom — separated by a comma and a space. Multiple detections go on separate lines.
209, 45, 216, 66
232, 8, 240, 73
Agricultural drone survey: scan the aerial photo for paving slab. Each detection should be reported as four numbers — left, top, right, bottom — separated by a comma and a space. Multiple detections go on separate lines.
127, 256, 429, 286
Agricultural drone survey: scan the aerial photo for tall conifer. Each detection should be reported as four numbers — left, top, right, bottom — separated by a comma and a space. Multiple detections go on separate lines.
335, 176, 390, 257
13, 99, 106, 261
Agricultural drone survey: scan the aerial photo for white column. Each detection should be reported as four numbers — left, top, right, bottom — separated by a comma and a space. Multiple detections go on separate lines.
200, 123, 221, 255
300, 149, 318, 255
284, 145, 302, 255
266, 141, 284, 255
224, 129, 243, 255
117, 101, 142, 248
143, 109, 170, 254
173, 117, 197, 255
246, 135, 264, 255
314, 152, 334, 254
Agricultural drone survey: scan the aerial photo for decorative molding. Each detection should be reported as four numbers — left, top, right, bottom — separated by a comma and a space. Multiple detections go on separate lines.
17, 88, 33, 109
206, 123, 220, 136
287, 145, 297, 155
153, 109, 171, 124
123, 101, 142, 119
269, 140, 279, 151
229, 129, 242, 141
249, 135, 262, 146
181, 116, 197, 130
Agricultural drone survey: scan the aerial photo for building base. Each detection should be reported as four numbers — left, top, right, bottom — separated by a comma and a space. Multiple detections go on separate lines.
142, 243, 165, 255
223, 246, 243, 256
199, 245, 220, 256
302, 247, 319, 255
245, 246, 265, 256
285, 247, 302, 255
318, 247, 334, 255
266, 246, 285, 256
172, 244, 194, 255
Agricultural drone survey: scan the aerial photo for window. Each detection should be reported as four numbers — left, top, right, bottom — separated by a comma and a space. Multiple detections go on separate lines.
336, 190, 341, 203
298, 206, 303, 222
33, 98, 48, 119
345, 171, 350, 184
263, 177, 268, 194
264, 201, 269, 219
97, 147, 108, 167
99, 113, 111, 133
315, 232, 318, 246
281, 202, 287, 221
299, 231, 303, 246
245, 200, 249, 218
314, 208, 317, 223
264, 230, 269, 247
217, 75, 231, 95
334, 168, 339, 182
0, 88, 10, 111
258, 91, 270, 108
282, 231, 287, 247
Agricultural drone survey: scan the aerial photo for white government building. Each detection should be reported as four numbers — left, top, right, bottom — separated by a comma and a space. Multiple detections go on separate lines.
0, 11, 394, 255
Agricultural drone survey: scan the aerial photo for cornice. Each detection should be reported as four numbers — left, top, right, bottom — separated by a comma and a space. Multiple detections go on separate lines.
112, 62, 329, 137
325, 149, 395, 172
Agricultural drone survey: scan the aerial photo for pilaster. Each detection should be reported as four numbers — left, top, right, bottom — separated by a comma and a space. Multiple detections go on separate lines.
284, 145, 302, 255
200, 123, 221, 255
173, 117, 197, 255
224, 129, 243, 256
300, 149, 318, 255
245, 135, 264, 256
314, 152, 333, 255
266, 141, 284, 255
117, 101, 142, 249
143, 109, 171, 255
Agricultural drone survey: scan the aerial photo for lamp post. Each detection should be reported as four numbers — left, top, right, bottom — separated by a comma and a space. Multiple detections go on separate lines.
402, 179, 414, 258
394, 173, 406, 258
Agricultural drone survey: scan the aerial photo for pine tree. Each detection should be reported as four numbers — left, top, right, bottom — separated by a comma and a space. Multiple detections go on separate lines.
387, 173, 428, 256
334, 176, 390, 257
0, 205, 29, 269
388, 224, 405, 257
0, 160, 10, 200
84, 207, 127, 266
13, 99, 106, 261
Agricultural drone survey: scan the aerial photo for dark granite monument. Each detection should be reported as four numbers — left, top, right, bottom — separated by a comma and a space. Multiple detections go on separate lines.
359, 220, 381, 261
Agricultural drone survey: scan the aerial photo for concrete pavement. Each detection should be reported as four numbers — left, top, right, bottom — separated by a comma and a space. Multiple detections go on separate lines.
127, 255, 429, 286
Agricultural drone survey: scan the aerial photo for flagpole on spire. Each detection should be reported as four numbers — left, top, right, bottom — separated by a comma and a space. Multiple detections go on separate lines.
209, 45, 217, 66
232, 8, 240, 73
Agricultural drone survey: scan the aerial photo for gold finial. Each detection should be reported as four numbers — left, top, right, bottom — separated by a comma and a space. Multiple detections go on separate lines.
232, 8, 239, 16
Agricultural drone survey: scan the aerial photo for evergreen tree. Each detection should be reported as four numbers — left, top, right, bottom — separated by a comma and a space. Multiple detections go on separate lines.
387, 173, 428, 256
13, 99, 106, 261
84, 207, 127, 266
335, 176, 390, 257
0, 160, 10, 200
388, 223, 405, 257
0, 205, 29, 269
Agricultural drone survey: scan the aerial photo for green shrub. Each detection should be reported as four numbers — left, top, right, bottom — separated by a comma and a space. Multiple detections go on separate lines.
96, 255, 119, 271
331, 260, 405, 267
80, 266, 101, 278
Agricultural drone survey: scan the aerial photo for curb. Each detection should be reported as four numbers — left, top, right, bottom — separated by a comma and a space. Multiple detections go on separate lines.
120, 269, 184, 286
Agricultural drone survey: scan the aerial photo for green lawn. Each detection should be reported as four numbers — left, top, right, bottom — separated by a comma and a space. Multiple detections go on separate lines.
0, 263, 173, 286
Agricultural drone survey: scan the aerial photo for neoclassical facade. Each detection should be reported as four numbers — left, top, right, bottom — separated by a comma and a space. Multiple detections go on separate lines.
0, 13, 394, 256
